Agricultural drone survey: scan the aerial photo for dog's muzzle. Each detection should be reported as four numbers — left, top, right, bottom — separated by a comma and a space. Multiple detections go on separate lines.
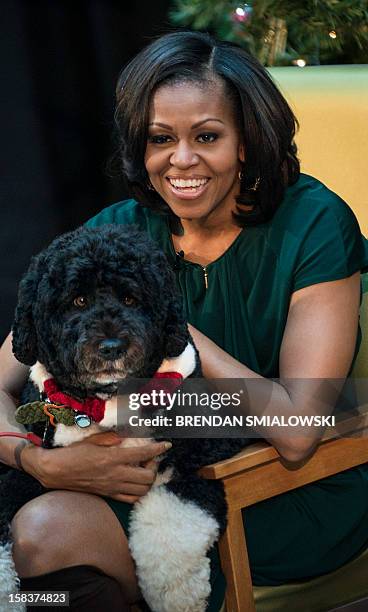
98, 337, 128, 360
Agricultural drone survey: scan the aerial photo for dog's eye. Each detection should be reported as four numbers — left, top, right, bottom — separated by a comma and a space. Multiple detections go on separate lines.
123, 296, 136, 307
73, 296, 88, 308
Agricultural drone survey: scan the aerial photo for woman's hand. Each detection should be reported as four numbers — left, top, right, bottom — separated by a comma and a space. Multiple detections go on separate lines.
21, 433, 171, 503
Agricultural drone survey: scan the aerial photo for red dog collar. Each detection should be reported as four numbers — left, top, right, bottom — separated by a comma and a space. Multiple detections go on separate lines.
43, 378, 106, 422
43, 371, 184, 423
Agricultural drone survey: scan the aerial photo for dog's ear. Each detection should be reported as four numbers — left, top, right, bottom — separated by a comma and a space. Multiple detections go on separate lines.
12, 253, 44, 365
163, 293, 190, 358
133, 230, 191, 358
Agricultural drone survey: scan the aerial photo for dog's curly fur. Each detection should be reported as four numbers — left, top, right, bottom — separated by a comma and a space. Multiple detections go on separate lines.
0, 224, 249, 612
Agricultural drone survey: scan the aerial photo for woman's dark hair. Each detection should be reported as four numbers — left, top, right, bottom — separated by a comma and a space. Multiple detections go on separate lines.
115, 30, 300, 227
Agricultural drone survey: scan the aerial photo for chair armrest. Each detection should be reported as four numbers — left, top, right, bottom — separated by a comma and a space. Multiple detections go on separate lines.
199, 441, 277, 479
199, 413, 368, 508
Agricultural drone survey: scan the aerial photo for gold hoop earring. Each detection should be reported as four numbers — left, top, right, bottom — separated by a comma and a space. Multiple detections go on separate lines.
249, 177, 260, 191
238, 172, 260, 192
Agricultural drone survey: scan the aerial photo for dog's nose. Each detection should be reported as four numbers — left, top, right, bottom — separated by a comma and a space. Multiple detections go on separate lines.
98, 338, 127, 360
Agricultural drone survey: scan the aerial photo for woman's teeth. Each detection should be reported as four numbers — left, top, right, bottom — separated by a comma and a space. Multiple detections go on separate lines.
168, 178, 209, 191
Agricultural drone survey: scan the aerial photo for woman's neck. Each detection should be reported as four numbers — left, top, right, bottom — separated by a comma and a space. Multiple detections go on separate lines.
178, 203, 238, 235
172, 217, 242, 267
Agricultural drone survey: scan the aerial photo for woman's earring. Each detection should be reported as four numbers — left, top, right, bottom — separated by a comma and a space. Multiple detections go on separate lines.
146, 180, 155, 191
238, 171, 260, 192
249, 177, 260, 191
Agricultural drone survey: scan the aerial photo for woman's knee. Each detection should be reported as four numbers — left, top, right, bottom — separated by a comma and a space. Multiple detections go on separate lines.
11, 492, 58, 577
11, 490, 138, 600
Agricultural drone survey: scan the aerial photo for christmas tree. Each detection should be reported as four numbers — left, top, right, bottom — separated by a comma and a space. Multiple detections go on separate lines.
169, 0, 368, 66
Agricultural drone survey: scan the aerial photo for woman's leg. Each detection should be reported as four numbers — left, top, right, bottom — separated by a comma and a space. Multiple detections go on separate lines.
11, 490, 139, 607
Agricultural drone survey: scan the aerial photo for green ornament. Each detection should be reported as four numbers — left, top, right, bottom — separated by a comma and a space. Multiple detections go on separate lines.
15, 402, 48, 425
15, 402, 77, 426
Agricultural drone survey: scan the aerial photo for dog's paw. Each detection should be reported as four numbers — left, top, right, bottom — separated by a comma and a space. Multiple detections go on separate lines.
129, 485, 219, 612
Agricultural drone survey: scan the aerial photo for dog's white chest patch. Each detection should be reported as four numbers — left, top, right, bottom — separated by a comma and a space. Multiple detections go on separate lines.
52, 423, 103, 446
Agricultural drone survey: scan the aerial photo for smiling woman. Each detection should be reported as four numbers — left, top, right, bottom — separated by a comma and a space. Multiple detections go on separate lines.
144, 81, 249, 267
115, 31, 299, 229
145, 82, 243, 224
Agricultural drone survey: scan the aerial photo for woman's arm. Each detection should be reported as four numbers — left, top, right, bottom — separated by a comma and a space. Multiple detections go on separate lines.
0, 333, 31, 468
189, 271, 361, 462
0, 332, 170, 502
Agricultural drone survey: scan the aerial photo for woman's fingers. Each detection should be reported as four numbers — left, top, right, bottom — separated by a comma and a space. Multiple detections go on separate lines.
79, 431, 122, 446
142, 458, 159, 471
111, 440, 171, 464
112, 493, 140, 503
121, 463, 158, 486
22, 437, 171, 499
111, 481, 152, 496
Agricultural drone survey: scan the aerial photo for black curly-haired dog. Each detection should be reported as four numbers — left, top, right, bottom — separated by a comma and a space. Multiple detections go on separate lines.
0, 224, 248, 612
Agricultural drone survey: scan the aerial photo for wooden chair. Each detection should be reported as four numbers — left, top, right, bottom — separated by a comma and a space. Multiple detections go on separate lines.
199, 274, 368, 612
200, 420, 368, 612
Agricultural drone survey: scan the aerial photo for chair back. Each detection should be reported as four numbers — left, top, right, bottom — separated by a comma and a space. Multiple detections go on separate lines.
351, 273, 368, 378
268, 65, 368, 234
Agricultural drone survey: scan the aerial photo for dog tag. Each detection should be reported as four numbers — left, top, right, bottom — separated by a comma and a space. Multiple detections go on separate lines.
75, 414, 92, 428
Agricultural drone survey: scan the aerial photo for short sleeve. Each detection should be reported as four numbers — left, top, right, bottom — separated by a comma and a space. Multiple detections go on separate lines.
84, 199, 143, 229
292, 193, 368, 292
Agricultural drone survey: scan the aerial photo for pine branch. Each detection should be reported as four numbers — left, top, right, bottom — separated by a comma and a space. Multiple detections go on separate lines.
169, 0, 368, 65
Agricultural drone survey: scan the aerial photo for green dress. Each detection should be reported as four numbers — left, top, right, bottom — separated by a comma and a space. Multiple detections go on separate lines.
86, 174, 368, 609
